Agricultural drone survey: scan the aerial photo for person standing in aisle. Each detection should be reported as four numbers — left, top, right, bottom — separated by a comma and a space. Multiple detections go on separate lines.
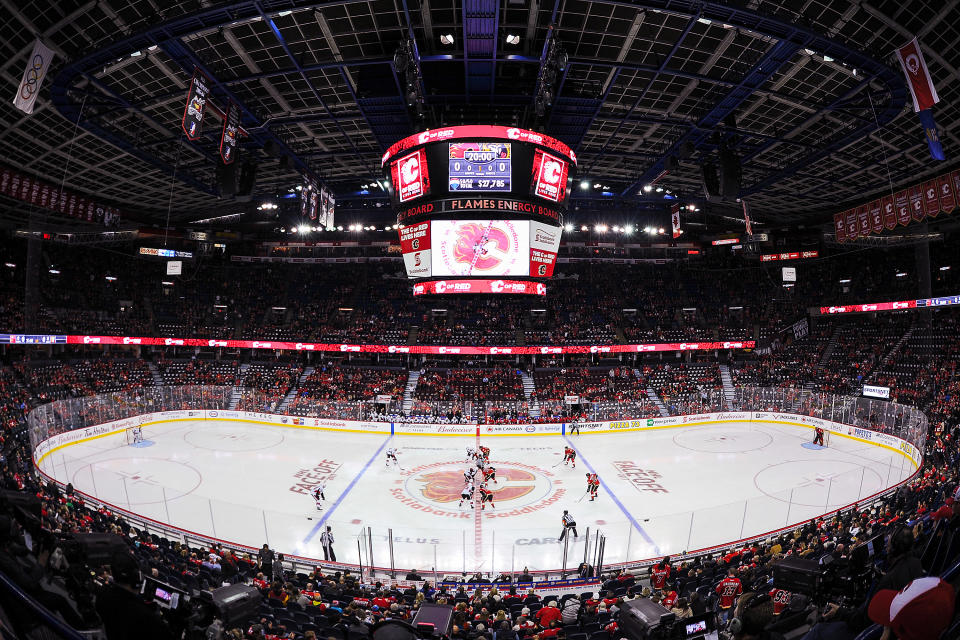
320, 526, 336, 561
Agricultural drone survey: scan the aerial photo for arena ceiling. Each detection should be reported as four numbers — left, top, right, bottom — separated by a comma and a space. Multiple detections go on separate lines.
0, 0, 958, 233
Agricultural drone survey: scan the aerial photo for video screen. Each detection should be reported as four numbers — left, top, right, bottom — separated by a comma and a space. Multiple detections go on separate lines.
530, 149, 569, 203
391, 148, 430, 203
448, 142, 511, 192
431, 220, 530, 277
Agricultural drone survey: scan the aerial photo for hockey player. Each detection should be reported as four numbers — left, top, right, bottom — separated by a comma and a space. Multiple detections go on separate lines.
459, 484, 474, 508
313, 483, 326, 511
563, 446, 576, 468
482, 465, 497, 485
478, 483, 495, 510
812, 426, 825, 446
385, 447, 400, 468
466, 446, 477, 461
478, 445, 491, 461
586, 473, 600, 501
464, 467, 478, 484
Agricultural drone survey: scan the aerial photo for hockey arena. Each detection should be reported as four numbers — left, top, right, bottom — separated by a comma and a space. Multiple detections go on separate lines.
32, 401, 922, 574
5, 0, 960, 638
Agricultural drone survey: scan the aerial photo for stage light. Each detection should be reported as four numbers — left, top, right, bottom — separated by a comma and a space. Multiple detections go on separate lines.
643, 185, 653, 192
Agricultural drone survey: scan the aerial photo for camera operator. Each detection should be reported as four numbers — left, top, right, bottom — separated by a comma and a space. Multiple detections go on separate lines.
725, 592, 784, 640
95, 551, 174, 640
800, 527, 924, 640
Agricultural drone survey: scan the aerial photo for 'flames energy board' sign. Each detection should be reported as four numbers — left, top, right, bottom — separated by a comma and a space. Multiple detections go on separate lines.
448, 142, 511, 192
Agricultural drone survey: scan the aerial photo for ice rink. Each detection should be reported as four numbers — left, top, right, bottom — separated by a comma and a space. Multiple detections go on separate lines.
36, 418, 917, 573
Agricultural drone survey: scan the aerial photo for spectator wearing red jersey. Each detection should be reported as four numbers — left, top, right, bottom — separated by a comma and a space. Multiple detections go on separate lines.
535, 601, 562, 628
715, 569, 743, 622
650, 557, 671, 590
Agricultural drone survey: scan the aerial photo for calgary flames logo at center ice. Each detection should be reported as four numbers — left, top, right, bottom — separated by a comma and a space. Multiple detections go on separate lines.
415, 468, 537, 503
451, 223, 511, 271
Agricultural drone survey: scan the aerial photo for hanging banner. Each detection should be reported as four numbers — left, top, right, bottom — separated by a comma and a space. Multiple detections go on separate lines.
742, 200, 753, 236
909, 185, 925, 223
845, 209, 858, 240
895, 190, 910, 226
219, 100, 239, 164
938, 174, 956, 214
12, 40, 55, 115
857, 205, 870, 237
896, 38, 939, 113
952, 170, 960, 212
834, 212, 846, 242
881, 196, 896, 230
923, 179, 940, 218
869, 199, 883, 234
181, 67, 210, 140
309, 187, 319, 221
670, 203, 681, 239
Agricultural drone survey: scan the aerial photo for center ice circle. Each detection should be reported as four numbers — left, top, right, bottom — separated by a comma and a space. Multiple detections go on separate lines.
402, 461, 556, 509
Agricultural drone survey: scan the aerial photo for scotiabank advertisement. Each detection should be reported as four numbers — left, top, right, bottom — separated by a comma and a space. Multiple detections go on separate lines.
391, 149, 430, 203
412, 279, 546, 296
529, 221, 561, 277
399, 221, 432, 278
530, 149, 569, 203
431, 220, 529, 277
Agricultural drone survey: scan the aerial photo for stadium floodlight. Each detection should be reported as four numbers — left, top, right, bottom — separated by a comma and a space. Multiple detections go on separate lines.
655, 186, 663, 193
440, 34, 455, 45
291, 226, 299, 233
624, 225, 633, 234
839, 279, 851, 283
687, 204, 696, 211
161, 281, 174, 286
3, 263, 14, 268
643, 185, 653, 192
105, 276, 117, 282
940, 266, 951, 271
896, 272, 907, 277
581, 225, 589, 231
48, 268, 60, 274
658, 227, 665, 234
564, 224, 573, 231
580, 181, 590, 190
595, 224, 608, 233
506, 34, 520, 45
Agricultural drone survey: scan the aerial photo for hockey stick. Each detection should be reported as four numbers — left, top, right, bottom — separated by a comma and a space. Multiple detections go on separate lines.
576, 490, 590, 503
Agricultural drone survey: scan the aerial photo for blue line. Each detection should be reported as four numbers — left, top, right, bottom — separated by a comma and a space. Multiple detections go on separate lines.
301, 434, 393, 545
564, 435, 661, 555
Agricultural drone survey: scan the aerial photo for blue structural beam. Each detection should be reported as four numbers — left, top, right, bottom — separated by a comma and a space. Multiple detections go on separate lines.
620, 38, 803, 196
255, 3, 379, 175
547, 70, 620, 152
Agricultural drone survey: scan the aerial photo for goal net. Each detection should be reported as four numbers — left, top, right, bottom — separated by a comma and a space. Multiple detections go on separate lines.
813, 430, 831, 447
125, 426, 144, 446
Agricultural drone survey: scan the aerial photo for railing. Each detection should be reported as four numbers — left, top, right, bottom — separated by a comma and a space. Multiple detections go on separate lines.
28, 386, 927, 577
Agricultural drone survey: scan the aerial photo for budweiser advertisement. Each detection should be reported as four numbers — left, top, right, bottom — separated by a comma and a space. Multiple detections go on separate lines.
411, 279, 546, 296
18, 334, 758, 355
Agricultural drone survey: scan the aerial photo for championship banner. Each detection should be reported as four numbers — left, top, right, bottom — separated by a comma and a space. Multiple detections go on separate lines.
896, 38, 939, 113
845, 209, 858, 240
952, 170, 960, 212
742, 200, 753, 236
13, 40, 55, 115
325, 192, 335, 229
923, 180, 940, 218
909, 185, 925, 222
834, 212, 846, 242
857, 205, 870, 237
869, 199, 883, 234
219, 100, 239, 164
670, 203, 681, 239
309, 188, 319, 221
939, 174, 956, 214
882, 195, 896, 230
895, 190, 910, 226
181, 67, 210, 140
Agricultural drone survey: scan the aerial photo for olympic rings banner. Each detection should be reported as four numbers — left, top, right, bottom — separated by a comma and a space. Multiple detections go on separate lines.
13, 40, 54, 115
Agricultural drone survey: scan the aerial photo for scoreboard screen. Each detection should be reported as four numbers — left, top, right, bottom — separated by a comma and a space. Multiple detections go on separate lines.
448, 142, 511, 192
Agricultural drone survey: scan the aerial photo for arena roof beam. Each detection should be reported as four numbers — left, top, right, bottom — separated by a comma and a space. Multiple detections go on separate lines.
583, 15, 698, 175
621, 37, 803, 197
